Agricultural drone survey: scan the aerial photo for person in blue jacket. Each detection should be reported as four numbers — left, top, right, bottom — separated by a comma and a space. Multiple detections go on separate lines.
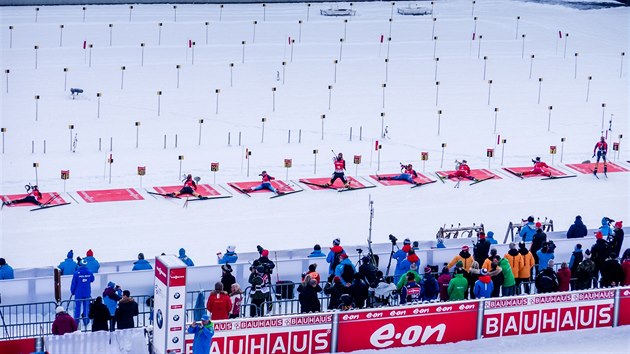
132, 253, 152, 271
599, 217, 614, 238
179, 248, 195, 267
486, 231, 498, 245
83, 249, 100, 274
519, 216, 537, 242
0, 258, 14, 280
421, 267, 439, 301
567, 215, 588, 239
70, 259, 95, 326
393, 238, 412, 283
187, 314, 214, 354
102, 281, 122, 330
334, 254, 356, 286
58, 250, 78, 276
473, 268, 494, 298
217, 245, 238, 264
536, 242, 555, 274
308, 244, 326, 258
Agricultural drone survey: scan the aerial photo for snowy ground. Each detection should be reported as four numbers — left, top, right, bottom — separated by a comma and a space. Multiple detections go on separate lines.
0, 0, 628, 272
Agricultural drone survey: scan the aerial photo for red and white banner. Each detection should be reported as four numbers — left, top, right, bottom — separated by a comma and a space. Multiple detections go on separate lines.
186, 314, 332, 354
483, 289, 615, 338
336, 302, 479, 352
617, 288, 630, 326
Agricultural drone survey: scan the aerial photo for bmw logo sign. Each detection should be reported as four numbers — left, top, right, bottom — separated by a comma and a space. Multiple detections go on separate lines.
173, 314, 180, 321
174, 292, 181, 299
156, 309, 164, 329
172, 337, 179, 344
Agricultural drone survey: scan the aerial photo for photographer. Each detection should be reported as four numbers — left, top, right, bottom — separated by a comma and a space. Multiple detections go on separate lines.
187, 314, 214, 354
255, 248, 275, 275
248, 264, 271, 317
599, 217, 615, 238
359, 256, 378, 288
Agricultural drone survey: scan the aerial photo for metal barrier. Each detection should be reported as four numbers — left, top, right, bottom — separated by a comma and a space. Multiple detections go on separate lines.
0, 301, 57, 339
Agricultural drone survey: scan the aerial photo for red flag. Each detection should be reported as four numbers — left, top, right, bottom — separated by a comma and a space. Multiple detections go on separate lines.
497, 134, 501, 145
558, 31, 562, 38
245, 148, 249, 159
83, 40, 87, 49
375, 140, 379, 151
472, 32, 476, 40
188, 40, 192, 48
380, 35, 384, 43
288, 36, 291, 45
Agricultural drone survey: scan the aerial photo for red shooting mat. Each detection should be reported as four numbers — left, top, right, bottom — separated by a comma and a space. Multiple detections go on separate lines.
153, 184, 221, 197
436, 169, 502, 182
565, 162, 628, 174
369, 173, 433, 186
300, 176, 366, 190
77, 188, 144, 203
503, 166, 566, 178
1, 192, 67, 207
228, 180, 295, 194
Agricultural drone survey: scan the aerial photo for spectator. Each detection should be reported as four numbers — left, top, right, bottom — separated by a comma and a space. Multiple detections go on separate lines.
622, 249, 630, 286
447, 268, 468, 301
248, 265, 271, 317
473, 268, 494, 299
70, 259, 94, 327
557, 262, 571, 292
372, 275, 397, 307
220, 264, 236, 294
567, 215, 588, 239
88, 296, 110, 332
530, 223, 547, 266
132, 253, 152, 271
591, 231, 611, 286
397, 250, 421, 283
229, 283, 244, 319
599, 217, 614, 238
468, 261, 481, 299
396, 263, 421, 290
305, 263, 321, 284
517, 242, 535, 295
482, 248, 498, 271
338, 294, 355, 311
0, 258, 14, 280
206, 282, 232, 321
536, 260, 559, 293
308, 244, 326, 258
421, 266, 439, 301
393, 238, 413, 283
499, 257, 516, 297
399, 272, 422, 305
52, 306, 77, 335
217, 245, 238, 264
489, 258, 504, 298
187, 314, 214, 354
412, 241, 421, 251
437, 267, 452, 301
298, 276, 322, 313
334, 253, 356, 286
84, 249, 100, 274
324, 276, 347, 310
58, 250, 78, 276
503, 243, 523, 294
473, 232, 491, 264
610, 221, 624, 258
575, 250, 596, 290
435, 237, 446, 249
486, 231, 498, 245
447, 246, 474, 273
326, 238, 346, 278
102, 281, 122, 330
358, 256, 378, 288
569, 244, 584, 290
178, 248, 195, 267
519, 216, 537, 242
536, 241, 555, 274
600, 252, 624, 287
255, 249, 276, 276
115, 290, 139, 330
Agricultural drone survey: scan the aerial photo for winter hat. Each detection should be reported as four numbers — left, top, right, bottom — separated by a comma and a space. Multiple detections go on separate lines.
86, 249, 94, 257
490, 248, 498, 256
424, 266, 432, 274
410, 262, 418, 270
441, 267, 450, 275
456, 260, 464, 268
227, 245, 236, 252
479, 232, 486, 239
339, 253, 348, 259
576, 243, 582, 250
55, 306, 65, 314
179, 248, 186, 256
107, 281, 115, 288
487, 231, 494, 238
0, 258, 5, 266
412, 241, 419, 248
261, 249, 269, 257
585, 249, 591, 257
547, 259, 555, 268
67, 250, 73, 259
527, 216, 535, 223
461, 245, 469, 252
201, 314, 210, 322
403, 238, 411, 245
595, 231, 603, 239
333, 276, 341, 284
509, 243, 516, 250
313, 244, 321, 251
535, 222, 542, 229
575, 215, 582, 221
615, 221, 623, 229
221, 264, 233, 273
138, 253, 145, 260
480, 268, 488, 276
518, 241, 526, 249
79, 259, 87, 266
333, 238, 341, 246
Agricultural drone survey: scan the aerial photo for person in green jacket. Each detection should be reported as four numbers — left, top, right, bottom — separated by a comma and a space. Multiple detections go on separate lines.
499, 257, 516, 296
396, 263, 421, 290
447, 268, 468, 301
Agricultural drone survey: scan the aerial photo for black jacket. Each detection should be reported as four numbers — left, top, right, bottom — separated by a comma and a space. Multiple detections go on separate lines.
535, 268, 559, 293
599, 259, 624, 287
297, 283, 322, 313
609, 229, 624, 257
115, 298, 139, 330
88, 301, 110, 332
590, 239, 610, 267
473, 239, 491, 264
567, 218, 587, 239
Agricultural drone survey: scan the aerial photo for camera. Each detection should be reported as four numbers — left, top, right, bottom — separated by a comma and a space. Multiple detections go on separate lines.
388, 234, 398, 244
356, 248, 363, 254
604, 217, 615, 224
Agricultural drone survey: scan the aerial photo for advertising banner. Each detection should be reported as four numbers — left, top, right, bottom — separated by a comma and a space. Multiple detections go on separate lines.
617, 287, 630, 326
153, 255, 187, 354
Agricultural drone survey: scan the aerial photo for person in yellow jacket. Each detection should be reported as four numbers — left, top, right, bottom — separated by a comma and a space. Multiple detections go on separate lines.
447, 245, 475, 298
516, 241, 535, 294
503, 243, 524, 289
482, 248, 498, 271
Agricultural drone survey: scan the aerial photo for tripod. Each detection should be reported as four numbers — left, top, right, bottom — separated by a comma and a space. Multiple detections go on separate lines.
384, 241, 399, 278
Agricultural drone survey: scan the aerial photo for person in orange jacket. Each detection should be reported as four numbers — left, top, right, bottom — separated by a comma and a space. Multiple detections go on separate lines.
503, 243, 524, 288
516, 242, 535, 294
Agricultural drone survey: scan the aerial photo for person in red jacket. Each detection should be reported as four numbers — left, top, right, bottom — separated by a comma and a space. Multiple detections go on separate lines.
52, 306, 77, 335
518, 157, 552, 177
446, 160, 477, 181
557, 262, 572, 292
621, 249, 630, 286
170, 174, 204, 198
437, 266, 452, 301
244, 171, 282, 194
325, 153, 349, 188
592, 136, 608, 175
206, 282, 232, 321
3, 184, 43, 206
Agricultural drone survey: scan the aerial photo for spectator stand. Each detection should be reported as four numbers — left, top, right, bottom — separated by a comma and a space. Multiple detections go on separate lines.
436, 223, 485, 239
503, 218, 554, 243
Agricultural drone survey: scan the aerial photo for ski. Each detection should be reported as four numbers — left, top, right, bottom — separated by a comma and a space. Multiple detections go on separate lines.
301, 181, 336, 190
410, 180, 437, 189
230, 185, 252, 197
338, 185, 377, 193
541, 175, 577, 181
470, 176, 496, 185
506, 170, 524, 179
147, 191, 181, 199
30, 202, 71, 211
435, 172, 446, 184
270, 190, 304, 199
186, 195, 233, 202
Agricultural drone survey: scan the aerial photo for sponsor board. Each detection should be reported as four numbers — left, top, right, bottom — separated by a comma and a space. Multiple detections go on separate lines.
618, 288, 630, 326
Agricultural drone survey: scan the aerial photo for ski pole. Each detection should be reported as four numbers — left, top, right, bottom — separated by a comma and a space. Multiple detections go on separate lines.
65, 294, 74, 312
